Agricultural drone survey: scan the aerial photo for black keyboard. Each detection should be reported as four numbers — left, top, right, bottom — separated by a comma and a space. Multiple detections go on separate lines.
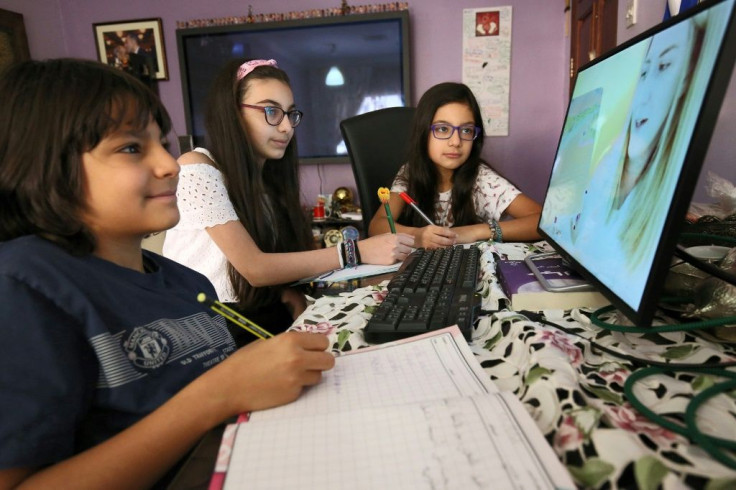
364, 245, 482, 343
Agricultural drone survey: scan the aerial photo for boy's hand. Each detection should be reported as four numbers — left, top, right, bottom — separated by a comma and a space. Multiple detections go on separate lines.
205, 332, 335, 416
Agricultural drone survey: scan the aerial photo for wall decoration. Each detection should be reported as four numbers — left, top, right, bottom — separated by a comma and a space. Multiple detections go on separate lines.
93, 18, 168, 81
0, 8, 31, 76
176, 2, 408, 29
463, 7, 512, 137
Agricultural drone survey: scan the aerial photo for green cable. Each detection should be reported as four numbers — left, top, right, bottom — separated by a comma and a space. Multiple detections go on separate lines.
686, 379, 736, 468
679, 233, 736, 246
624, 366, 736, 470
591, 305, 736, 333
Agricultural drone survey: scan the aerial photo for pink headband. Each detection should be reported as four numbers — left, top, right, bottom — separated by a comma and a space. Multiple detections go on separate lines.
236, 59, 278, 81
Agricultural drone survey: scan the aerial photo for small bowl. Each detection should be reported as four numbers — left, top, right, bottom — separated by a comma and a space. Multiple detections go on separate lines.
685, 245, 731, 264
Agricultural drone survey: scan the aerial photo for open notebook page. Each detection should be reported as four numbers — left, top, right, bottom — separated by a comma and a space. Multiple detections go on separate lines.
224, 392, 574, 489
249, 326, 497, 423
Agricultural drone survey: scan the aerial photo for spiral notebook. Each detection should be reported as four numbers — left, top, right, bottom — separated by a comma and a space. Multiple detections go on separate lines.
209, 326, 575, 490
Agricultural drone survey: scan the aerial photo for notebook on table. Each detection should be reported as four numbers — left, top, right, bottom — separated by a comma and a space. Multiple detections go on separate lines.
209, 326, 575, 490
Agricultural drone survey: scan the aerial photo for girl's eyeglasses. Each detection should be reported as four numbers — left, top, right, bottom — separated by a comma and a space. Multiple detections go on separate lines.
241, 104, 303, 127
430, 124, 481, 141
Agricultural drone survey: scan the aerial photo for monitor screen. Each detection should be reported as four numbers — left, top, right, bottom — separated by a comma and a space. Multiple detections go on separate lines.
176, 11, 411, 165
538, 0, 736, 326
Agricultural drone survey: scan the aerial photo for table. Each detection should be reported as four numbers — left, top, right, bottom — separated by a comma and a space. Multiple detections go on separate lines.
289, 241, 736, 489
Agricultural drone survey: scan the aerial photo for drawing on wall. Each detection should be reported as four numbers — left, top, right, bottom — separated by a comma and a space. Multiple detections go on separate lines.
463, 7, 512, 136
475, 11, 499, 37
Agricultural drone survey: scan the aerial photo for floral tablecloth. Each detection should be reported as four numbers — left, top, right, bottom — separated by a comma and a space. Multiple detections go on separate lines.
292, 241, 736, 489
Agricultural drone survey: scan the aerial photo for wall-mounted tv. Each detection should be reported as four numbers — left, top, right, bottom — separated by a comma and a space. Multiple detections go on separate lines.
176, 11, 411, 165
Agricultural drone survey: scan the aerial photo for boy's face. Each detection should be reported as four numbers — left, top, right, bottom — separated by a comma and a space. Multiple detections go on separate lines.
80, 117, 180, 248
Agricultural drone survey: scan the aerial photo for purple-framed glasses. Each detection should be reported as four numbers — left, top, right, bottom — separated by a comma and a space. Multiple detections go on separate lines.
430, 123, 481, 141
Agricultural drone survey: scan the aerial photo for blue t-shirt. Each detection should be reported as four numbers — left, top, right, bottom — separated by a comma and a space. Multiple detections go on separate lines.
0, 235, 236, 469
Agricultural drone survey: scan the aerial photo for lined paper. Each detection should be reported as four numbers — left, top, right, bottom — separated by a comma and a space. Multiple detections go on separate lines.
249, 328, 496, 423
221, 327, 575, 490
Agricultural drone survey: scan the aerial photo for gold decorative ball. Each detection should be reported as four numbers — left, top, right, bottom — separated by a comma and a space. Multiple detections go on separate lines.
333, 187, 353, 205
323, 229, 343, 248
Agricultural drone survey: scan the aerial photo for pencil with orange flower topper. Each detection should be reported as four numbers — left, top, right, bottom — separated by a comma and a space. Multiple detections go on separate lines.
377, 187, 396, 234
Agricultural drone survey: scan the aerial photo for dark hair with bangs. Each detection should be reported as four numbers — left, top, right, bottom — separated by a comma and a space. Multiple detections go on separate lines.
399, 82, 487, 227
204, 58, 312, 311
0, 58, 172, 254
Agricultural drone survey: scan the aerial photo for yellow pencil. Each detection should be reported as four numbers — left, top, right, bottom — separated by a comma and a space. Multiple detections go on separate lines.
197, 293, 274, 339
377, 187, 396, 234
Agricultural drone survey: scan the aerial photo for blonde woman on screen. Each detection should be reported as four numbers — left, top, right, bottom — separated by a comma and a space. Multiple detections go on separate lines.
571, 17, 705, 276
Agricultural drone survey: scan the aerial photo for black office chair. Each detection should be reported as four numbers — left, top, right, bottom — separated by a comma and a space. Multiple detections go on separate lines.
340, 106, 416, 229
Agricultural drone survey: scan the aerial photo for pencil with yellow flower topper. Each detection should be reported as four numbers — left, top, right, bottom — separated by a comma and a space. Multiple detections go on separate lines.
377, 187, 396, 234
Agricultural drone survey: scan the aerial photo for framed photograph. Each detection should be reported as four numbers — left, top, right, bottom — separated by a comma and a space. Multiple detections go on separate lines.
0, 8, 31, 76
93, 18, 168, 81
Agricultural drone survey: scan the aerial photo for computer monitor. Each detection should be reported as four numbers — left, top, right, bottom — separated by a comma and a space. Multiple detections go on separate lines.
537, 0, 736, 326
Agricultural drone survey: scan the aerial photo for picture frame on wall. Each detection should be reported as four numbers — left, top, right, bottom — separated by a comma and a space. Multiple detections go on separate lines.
0, 8, 31, 76
93, 18, 168, 82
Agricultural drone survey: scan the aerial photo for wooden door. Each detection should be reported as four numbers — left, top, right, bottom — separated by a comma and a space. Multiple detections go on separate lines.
570, 0, 618, 94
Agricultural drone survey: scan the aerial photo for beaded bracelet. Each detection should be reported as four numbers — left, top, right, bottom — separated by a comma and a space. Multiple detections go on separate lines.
343, 238, 359, 267
490, 219, 503, 243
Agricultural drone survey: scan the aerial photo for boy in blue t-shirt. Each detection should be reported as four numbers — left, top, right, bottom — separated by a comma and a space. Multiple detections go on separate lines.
0, 58, 335, 489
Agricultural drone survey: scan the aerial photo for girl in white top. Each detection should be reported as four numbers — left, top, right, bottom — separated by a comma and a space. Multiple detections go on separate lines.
369, 82, 541, 248
164, 59, 413, 342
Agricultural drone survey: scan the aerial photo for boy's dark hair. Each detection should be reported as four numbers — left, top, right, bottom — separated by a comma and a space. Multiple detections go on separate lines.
204, 58, 312, 311
0, 58, 172, 254
401, 82, 487, 227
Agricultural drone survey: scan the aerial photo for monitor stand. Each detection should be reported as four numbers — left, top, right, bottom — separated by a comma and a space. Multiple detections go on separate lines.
524, 252, 596, 292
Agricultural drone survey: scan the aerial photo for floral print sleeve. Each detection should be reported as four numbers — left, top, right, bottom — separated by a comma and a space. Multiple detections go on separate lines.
390, 164, 409, 194
473, 164, 521, 222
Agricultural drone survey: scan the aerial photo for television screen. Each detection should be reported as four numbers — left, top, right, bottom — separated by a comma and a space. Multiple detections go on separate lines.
176, 11, 411, 164
538, 0, 736, 326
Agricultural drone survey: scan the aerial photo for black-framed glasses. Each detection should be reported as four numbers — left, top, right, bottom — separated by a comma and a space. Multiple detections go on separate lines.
241, 104, 303, 127
430, 124, 481, 141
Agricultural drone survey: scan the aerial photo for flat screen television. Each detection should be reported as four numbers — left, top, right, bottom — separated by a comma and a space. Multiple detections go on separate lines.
537, 0, 736, 326
176, 11, 411, 165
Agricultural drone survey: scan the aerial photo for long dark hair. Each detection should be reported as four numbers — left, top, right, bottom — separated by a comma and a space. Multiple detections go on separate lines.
203, 58, 312, 310
0, 58, 171, 254
400, 82, 487, 227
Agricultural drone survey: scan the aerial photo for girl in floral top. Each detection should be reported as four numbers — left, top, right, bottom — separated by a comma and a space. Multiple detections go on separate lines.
369, 82, 541, 248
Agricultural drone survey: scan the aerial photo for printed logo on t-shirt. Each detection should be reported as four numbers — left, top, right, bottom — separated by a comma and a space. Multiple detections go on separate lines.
91, 313, 234, 388
123, 326, 171, 369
